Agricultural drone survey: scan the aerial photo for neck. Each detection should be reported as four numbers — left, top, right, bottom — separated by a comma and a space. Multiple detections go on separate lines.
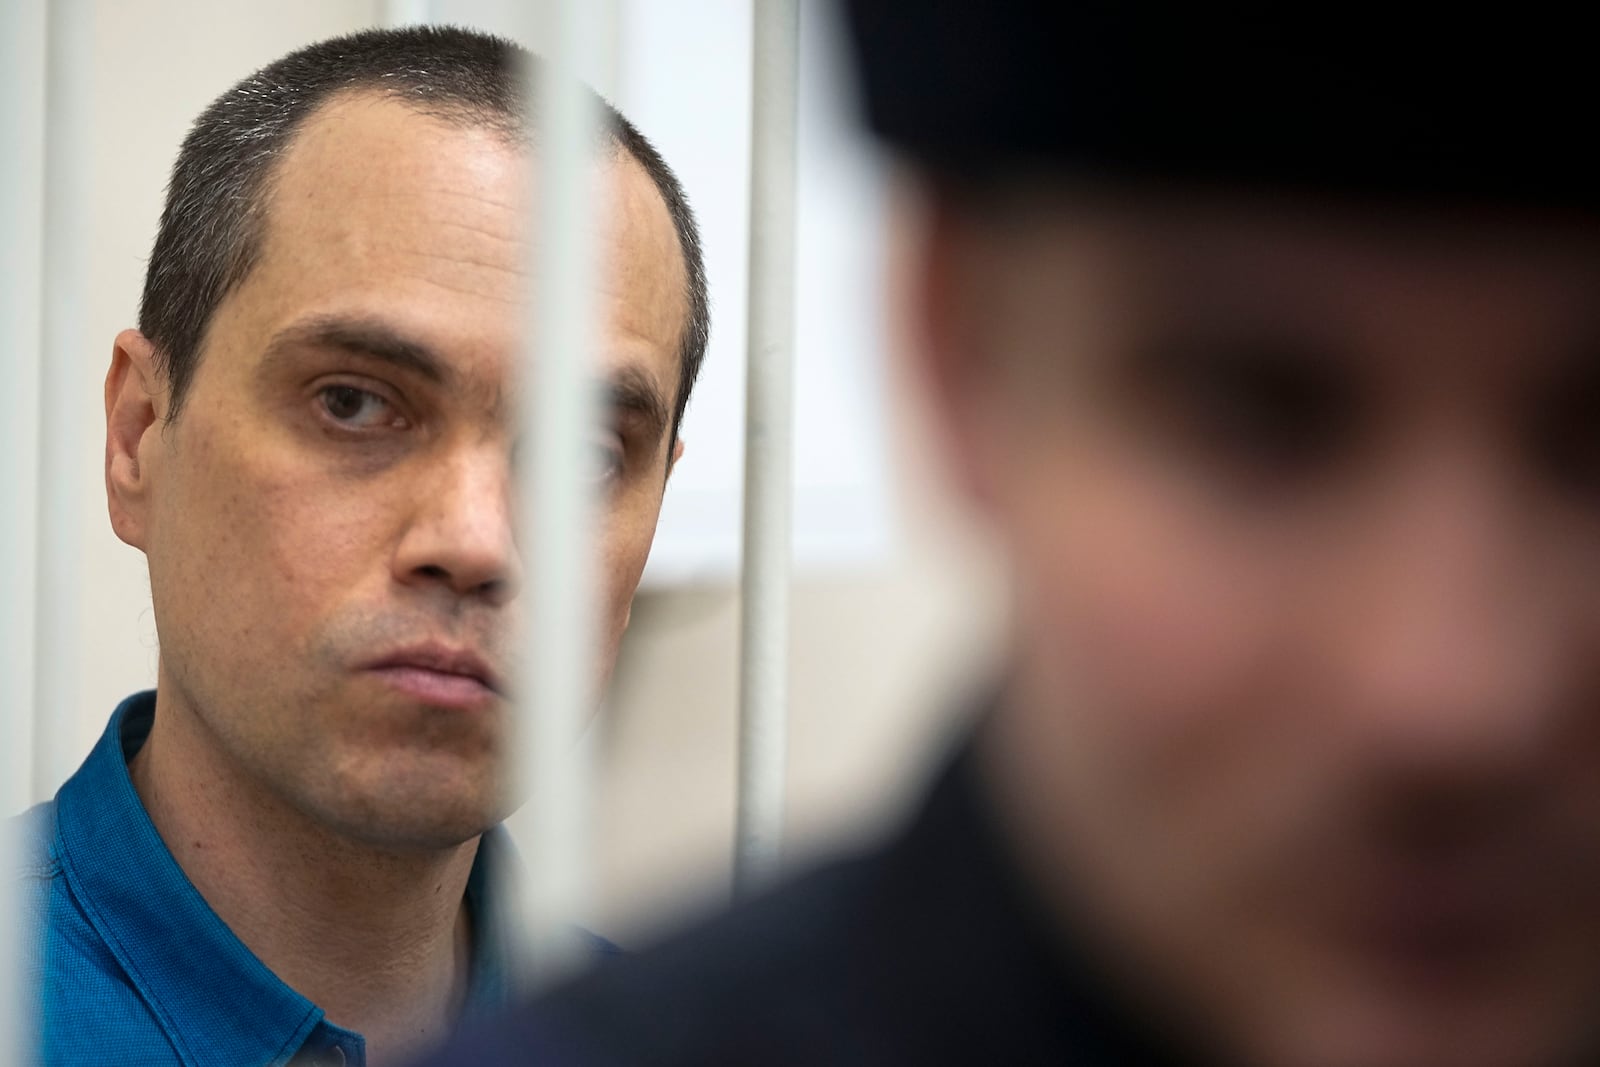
129, 683, 481, 1066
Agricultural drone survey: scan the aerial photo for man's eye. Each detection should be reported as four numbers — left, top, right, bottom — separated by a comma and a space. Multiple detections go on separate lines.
1150, 346, 1359, 480
588, 440, 625, 485
1532, 372, 1600, 501
318, 385, 396, 429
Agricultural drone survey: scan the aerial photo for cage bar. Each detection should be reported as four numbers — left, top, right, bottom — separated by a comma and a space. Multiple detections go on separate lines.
734, 0, 801, 897
3, 2, 49, 1059
32, 0, 94, 802
507, 0, 615, 990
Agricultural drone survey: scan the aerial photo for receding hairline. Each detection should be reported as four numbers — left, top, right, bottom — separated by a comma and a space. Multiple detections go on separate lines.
231, 87, 688, 341
224, 86, 693, 418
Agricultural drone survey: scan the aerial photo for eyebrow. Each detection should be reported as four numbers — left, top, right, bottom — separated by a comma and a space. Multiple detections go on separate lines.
266, 312, 672, 439
263, 314, 453, 385
607, 365, 672, 445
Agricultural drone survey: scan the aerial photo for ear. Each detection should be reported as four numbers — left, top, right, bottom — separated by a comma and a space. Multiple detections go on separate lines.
666, 436, 685, 480
891, 180, 1006, 513
105, 329, 165, 551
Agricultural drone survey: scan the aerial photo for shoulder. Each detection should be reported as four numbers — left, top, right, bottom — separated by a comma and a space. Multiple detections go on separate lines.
12, 798, 182, 1065
11, 800, 61, 883
10, 800, 64, 985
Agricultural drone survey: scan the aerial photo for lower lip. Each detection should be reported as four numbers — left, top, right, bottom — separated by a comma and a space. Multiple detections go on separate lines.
367, 666, 499, 710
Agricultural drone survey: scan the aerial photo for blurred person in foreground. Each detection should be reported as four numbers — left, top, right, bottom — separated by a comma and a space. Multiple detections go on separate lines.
422, 6, 1600, 1067
16, 24, 708, 1067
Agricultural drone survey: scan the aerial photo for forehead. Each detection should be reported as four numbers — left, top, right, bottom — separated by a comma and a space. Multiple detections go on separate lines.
236, 91, 686, 393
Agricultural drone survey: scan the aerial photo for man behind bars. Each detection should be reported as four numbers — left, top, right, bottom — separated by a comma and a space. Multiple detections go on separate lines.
426, 5, 1600, 1067
16, 24, 708, 1067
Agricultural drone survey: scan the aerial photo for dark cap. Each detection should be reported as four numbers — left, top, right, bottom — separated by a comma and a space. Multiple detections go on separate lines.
836, 2, 1596, 209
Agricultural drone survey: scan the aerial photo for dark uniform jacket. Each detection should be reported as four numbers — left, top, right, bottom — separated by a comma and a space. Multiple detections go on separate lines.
423, 727, 1203, 1066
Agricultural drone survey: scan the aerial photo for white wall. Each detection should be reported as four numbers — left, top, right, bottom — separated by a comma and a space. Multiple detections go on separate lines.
34, 0, 999, 939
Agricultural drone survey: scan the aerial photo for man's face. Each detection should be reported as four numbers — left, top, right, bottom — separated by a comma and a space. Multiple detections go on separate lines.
114, 94, 686, 850
918, 189, 1600, 1067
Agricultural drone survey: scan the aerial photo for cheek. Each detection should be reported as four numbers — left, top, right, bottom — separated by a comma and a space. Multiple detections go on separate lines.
996, 432, 1351, 900
154, 422, 396, 649
594, 491, 666, 642
999, 442, 1354, 958
1013, 451, 1282, 752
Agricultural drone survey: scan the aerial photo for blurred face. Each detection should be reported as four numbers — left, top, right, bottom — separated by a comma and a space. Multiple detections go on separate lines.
915, 187, 1600, 1067
109, 94, 687, 850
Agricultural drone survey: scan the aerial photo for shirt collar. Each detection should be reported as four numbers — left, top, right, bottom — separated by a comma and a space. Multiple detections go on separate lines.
54, 691, 515, 1064
464, 822, 517, 1015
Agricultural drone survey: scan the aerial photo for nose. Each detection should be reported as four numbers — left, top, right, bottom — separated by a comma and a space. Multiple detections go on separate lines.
392, 445, 521, 606
1336, 445, 1572, 779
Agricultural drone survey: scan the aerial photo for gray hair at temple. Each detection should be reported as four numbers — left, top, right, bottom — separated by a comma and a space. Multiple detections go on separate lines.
139, 24, 710, 445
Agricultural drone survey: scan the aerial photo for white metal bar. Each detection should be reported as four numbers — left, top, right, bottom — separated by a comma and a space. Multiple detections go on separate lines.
0, 8, 44, 803
507, 0, 614, 991
3, 1, 48, 1061
33, 0, 93, 803
734, 0, 801, 897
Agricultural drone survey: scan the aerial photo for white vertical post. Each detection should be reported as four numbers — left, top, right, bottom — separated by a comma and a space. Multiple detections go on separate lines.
3, 2, 48, 1058
33, 0, 94, 803
509, 0, 614, 991
734, 0, 801, 897
0, 9, 44, 797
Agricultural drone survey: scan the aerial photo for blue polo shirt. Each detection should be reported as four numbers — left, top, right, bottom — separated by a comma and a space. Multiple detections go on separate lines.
17, 691, 516, 1066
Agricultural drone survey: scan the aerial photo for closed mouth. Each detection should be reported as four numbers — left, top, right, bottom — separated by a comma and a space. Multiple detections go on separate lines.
363, 643, 504, 698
